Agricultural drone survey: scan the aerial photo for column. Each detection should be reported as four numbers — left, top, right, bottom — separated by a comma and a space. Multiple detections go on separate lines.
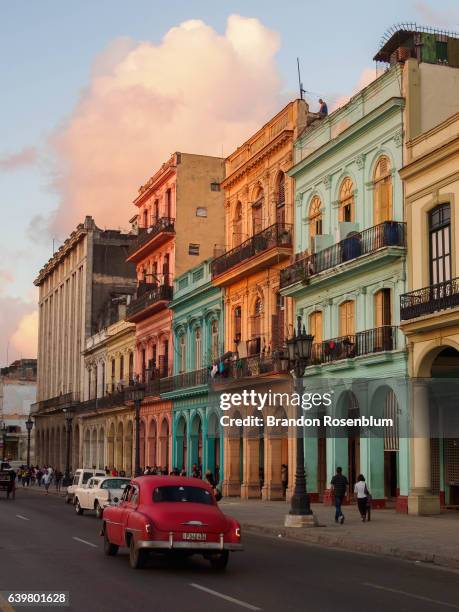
241, 433, 261, 499
407, 381, 440, 515
222, 434, 242, 496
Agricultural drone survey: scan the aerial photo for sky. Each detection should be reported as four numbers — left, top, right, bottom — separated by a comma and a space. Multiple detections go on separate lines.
1, 0, 458, 367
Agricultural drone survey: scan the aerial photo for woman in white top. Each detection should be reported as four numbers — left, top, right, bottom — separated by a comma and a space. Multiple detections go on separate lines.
354, 474, 369, 522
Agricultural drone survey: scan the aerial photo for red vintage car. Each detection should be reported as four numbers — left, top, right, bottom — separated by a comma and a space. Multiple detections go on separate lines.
101, 476, 242, 570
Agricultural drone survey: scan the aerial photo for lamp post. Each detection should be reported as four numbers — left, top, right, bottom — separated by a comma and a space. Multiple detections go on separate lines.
62, 409, 73, 487
282, 316, 317, 528
26, 416, 34, 467
1, 422, 7, 462
132, 382, 145, 477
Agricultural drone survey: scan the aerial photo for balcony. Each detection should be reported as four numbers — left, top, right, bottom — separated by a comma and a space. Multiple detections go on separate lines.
160, 367, 210, 394
126, 283, 173, 322
78, 391, 126, 412
280, 221, 406, 291
401, 277, 459, 321
127, 217, 175, 263
309, 326, 398, 367
31, 392, 80, 415
211, 223, 293, 286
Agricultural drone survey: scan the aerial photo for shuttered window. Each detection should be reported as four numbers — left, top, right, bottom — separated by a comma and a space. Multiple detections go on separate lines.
339, 301, 355, 336
309, 311, 323, 344
373, 156, 392, 224
374, 289, 391, 327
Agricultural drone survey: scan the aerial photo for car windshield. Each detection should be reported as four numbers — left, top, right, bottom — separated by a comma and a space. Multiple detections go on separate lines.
101, 479, 130, 490
153, 485, 213, 505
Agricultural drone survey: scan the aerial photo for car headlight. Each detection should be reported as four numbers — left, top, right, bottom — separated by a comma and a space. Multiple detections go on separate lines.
145, 524, 153, 534
235, 527, 241, 538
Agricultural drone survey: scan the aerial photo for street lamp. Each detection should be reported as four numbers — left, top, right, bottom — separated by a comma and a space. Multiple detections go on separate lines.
26, 416, 34, 467
284, 316, 317, 528
131, 382, 145, 477
1, 421, 7, 462
62, 409, 73, 487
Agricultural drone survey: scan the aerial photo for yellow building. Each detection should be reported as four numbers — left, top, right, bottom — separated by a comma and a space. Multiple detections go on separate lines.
211, 99, 312, 499
400, 112, 459, 513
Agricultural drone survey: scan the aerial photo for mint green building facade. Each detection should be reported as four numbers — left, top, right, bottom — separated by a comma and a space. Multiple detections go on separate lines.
281, 66, 410, 511
164, 259, 224, 480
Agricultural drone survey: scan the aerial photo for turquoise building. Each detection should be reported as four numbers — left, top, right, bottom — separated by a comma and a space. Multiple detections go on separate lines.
281, 65, 409, 511
164, 259, 224, 479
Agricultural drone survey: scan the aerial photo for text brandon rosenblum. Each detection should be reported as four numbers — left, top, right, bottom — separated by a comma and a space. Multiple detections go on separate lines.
219, 414, 394, 428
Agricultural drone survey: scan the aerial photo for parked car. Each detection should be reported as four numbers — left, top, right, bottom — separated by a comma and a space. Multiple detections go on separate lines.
74, 476, 130, 518
65, 468, 106, 504
102, 476, 242, 570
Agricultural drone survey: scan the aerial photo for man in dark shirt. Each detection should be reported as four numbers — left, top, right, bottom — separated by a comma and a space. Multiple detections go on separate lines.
318, 98, 328, 118
330, 467, 348, 524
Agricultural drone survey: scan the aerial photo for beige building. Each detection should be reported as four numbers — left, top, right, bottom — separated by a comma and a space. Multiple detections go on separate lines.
32, 216, 137, 469
400, 112, 459, 514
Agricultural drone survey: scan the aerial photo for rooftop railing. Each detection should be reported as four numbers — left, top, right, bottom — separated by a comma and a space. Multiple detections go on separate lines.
128, 217, 175, 256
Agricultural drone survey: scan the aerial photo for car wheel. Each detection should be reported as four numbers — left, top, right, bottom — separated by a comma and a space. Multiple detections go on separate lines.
129, 537, 147, 569
209, 551, 229, 571
75, 499, 84, 515
103, 530, 118, 556
95, 502, 103, 519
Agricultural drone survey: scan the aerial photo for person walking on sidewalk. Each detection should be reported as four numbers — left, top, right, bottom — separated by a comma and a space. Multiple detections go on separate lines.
330, 467, 348, 524
354, 474, 371, 522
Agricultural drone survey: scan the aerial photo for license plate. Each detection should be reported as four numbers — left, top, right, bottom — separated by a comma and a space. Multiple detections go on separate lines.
182, 532, 207, 541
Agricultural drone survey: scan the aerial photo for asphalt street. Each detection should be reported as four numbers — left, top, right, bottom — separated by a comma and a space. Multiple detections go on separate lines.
1, 489, 459, 612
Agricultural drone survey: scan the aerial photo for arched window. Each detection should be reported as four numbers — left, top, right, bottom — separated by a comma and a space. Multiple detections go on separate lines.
309, 196, 323, 241
252, 186, 264, 235
195, 328, 202, 369
339, 177, 354, 223
179, 334, 186, 373
233, 202, 243, 247
276, 172, 286, 224
429, 203, 451, 284
373, 156, 392, 224
309, 311, 323, 344
211, 320, 219, 361
339, 300, 355, 336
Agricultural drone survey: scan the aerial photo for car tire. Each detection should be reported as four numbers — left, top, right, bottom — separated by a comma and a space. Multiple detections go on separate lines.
95, 502, 103, 519
75, 499, 84, 515
129, 537, 147, 569
103, 530, 118, 556
209, 551, 229, 571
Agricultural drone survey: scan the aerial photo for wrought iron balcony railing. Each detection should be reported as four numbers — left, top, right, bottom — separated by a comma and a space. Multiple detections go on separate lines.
310, 326, 398, 365
128, 217, 175, 256
160, 367, 210, 393
280, 221, 406, 289
32, 392, 80, 414
126, 283, 173, 319
400, 277, 459, 320
211, 223, 293, 278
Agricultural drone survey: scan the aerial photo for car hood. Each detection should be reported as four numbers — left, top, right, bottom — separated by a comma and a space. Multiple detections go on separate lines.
147, 502, 229, 533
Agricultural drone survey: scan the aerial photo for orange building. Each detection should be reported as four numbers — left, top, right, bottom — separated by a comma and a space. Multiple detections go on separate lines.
211, 100, 312, 499
126, 152, 225, 471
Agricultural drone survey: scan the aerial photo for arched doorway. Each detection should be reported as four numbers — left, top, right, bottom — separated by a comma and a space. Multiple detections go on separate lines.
148, 420, 157, 467
115, 422, 123, 471
98, 427, 105, 469
72, 424, 80, 470
140, 420, 146, 469
176, 415, 187, 472
190, 413, 202, 474
160, 418, 169, 472
83, 429, 90, 467
90, 429, 97, 468
207, 412, 221, 483
107, 423, 115, 470
125, 421, 133, 475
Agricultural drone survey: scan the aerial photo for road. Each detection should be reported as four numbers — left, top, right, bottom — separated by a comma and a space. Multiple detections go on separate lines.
1, 489, 459, 612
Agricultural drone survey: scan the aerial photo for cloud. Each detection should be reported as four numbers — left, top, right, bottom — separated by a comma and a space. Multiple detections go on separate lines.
49, 15, 284, 235
0, 297, 37, 366
330, 67, 378, 111
0, 146, 37, 170
10, 311, 38, 360
413, 2, 459, 28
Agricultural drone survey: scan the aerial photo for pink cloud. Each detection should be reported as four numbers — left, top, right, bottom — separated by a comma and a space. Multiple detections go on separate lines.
49, 15, 285, 235
0, 146, 37, 170
413, 1, 459, 28
0, 297, 37, 366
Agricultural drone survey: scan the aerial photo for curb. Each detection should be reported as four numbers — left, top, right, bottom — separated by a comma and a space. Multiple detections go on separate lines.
240, 522, 459, 570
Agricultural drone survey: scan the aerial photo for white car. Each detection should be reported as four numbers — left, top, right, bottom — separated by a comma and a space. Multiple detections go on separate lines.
74, 476, 130, 518
66, 468, 107, 504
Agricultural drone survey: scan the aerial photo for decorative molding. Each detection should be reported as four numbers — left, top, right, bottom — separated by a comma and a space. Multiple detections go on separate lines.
393, 129, 403, 148
323, 175, 332, 190
355, 154, 365, 170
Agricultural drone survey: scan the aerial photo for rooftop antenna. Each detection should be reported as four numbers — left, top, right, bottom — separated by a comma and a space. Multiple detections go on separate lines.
297, 57, 306, 100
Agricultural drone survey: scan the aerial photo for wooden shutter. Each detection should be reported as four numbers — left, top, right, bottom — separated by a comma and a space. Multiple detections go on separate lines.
375, 289, 391, 327
339, 301, 355, 336
309, 311, 323, 344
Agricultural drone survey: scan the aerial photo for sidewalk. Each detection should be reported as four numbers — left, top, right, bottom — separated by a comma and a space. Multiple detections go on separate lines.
219, 498, 459, 570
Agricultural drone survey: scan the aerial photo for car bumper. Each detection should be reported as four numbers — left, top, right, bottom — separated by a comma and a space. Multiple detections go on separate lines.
136, 538, 243, 552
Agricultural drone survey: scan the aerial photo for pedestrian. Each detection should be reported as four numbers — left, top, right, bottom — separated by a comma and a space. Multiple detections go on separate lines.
330, 466, 348, 525
354, 474, 371, 522
105, 466, 110, 475
180, 467, 186, 477
55, 469, 63, 492
37, 468, 43, 486
111, 467, 118, 476
43, 467, 53, 495
281, 464, 288, 498
204, 469, 215, 488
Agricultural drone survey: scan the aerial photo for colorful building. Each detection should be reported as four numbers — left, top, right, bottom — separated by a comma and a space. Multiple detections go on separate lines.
400, 111, 459, 514
126, 152, 225, 472
212, 99, 311, 499
164, 259, 224, 478
280, 25, 459, 512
